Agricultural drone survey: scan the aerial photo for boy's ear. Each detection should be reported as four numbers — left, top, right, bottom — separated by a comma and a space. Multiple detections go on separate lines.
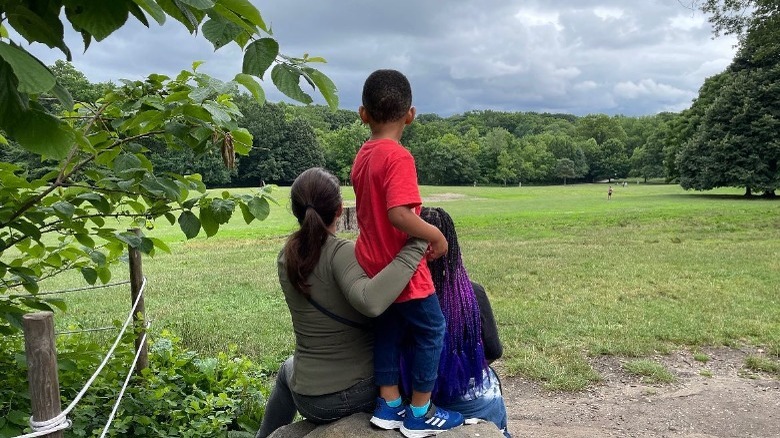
405, 106, 416, 125
358, 106, 370, 124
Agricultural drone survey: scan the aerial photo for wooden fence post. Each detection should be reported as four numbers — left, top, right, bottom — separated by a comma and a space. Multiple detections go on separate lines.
23, 311, 64, 438
128, 228, 148, 373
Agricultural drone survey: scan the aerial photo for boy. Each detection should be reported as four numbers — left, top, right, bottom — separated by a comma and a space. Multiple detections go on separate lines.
351, 69, 464, 438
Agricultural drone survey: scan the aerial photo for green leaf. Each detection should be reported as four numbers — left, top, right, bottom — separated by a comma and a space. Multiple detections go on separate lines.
52, 201, 76, 219
97, 266, 112, 283
81, 267, 98, 284
7, 107, 74, 160
128, 2, 151, 27
115, 231, 143, 248
178, 211, 201, 239
178, 0, 215, 9
150, 237, 171, 253
0, 132, 8, 145
0, 23, 8, 39
156, 0, 199, 32
114, 153, 144, 174
44, 298, 67, 312
9, 219, 42, 241
238, 202, 254, 224
271, 64, 312, 104
202, 15, 242, 50
89, 250, 107, 266
202, 101, 231, 125
4, 5, 70, 58
247, 196, 269, 220
139, 237, 154, 253
303, 67, 339, 110
230, 128, 252, 155
51, 81, 74, 111
0, 41, 56, 94
242, 38, 278, 78
233, 73, 265, 104
21, 298, 54, 312
199, 205, 219, 236
217, 0, 266, 31
133, 0, 167, 25
209, 198, 235, 224
64, 1, 132, 42
0, 59, 27, 129
75, 233, 96, 248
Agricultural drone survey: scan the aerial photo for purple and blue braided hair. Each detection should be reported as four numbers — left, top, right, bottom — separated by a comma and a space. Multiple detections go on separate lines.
400, 207, 487, 402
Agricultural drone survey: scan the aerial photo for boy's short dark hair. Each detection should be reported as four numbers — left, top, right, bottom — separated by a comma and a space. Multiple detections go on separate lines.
361, 69, 412, 124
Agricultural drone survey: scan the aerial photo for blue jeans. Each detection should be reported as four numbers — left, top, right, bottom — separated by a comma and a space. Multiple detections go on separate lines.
438, 367, 511, 438
256, 356, 377, 438
374, 293, 446, 393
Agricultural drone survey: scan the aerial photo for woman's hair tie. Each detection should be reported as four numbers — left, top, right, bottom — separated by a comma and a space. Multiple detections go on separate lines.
304, 204, 315, 210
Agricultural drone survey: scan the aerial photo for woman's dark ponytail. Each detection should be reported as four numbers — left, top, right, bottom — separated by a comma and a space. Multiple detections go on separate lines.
284, 168, 342, 294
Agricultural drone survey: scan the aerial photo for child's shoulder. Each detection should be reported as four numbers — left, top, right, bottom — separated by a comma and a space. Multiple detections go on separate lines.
360, 138, 410, 158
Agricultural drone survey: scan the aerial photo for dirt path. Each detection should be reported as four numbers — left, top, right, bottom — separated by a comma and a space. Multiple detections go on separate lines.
500, 347, 780, 437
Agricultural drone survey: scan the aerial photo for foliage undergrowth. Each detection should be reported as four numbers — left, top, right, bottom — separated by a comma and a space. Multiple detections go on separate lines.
0, 329, 269, 437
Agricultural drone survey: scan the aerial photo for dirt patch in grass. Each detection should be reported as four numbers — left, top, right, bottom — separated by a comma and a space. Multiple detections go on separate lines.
500, 346, 780, 437
423, 193, 472, 203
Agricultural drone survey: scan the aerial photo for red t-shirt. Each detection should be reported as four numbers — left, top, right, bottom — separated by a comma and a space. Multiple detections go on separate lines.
351, 138, 434, 302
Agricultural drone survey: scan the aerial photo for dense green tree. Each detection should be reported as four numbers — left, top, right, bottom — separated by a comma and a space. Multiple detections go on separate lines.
678, 10, 780, 196
415, 133, 479, 185
147, 139, 234, 188
235, 101, 323, 185
693, 0, 776, 37
477, 128, 515, 183
575, 114, 628, 146
518, 135, 556, 182
320, 120, 369, 183
495, 149, 519, 186
281, 103, 359, 131
591, 138, 630, 182
555, 158, 577, 185
48, 60, 109, 104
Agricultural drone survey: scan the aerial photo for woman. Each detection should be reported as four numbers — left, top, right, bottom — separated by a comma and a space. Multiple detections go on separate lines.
415, 206, 511, 438
256, 167, 428, 438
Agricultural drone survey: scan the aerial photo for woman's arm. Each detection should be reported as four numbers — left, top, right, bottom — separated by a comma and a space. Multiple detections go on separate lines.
332, 238, 428, 317
472, 281, 503, 363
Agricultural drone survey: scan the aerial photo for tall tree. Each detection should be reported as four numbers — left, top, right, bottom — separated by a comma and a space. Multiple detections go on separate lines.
555, 158, 577, 185
678, 9, 780, 196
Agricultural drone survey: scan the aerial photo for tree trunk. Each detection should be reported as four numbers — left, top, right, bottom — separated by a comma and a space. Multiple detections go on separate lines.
744, 186, 752, 197
761, 190, 776, 198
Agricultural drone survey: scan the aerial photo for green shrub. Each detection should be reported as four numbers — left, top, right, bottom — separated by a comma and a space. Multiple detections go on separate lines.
0, 329, 270, 437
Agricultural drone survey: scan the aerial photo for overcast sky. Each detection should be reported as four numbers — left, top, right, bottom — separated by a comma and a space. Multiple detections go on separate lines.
26, 0, 738, 117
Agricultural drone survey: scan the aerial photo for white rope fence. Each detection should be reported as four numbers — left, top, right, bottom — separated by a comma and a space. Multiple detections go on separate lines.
13, 277, 148, 438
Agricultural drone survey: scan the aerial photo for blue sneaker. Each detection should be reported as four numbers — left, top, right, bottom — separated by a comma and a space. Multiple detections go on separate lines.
370, 397, 406, 430
401, 403, 464, 438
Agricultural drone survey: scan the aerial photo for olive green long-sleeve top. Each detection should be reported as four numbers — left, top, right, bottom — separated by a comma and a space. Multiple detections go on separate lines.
278, 235, 427, 396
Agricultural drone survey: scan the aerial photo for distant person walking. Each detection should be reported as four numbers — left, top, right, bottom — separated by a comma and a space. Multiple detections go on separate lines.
608, 185, 613, 200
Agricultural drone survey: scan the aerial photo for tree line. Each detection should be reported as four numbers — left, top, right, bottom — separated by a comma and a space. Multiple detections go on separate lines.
4, 41, 779, 195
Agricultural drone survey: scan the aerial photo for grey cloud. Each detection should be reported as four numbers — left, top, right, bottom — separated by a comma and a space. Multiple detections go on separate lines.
22, 0, 737, 116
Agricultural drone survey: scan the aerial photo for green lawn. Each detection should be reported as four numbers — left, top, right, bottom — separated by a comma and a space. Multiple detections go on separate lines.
46, 183, 780, 389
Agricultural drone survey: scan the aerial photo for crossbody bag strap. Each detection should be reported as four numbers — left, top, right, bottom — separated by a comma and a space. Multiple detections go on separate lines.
305, 295, 373, 330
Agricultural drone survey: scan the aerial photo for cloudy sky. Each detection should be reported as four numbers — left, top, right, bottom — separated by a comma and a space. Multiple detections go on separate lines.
26, 0, 738, 117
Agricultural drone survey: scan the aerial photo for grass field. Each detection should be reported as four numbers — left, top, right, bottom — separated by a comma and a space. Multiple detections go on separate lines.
45, 183, 780, 390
